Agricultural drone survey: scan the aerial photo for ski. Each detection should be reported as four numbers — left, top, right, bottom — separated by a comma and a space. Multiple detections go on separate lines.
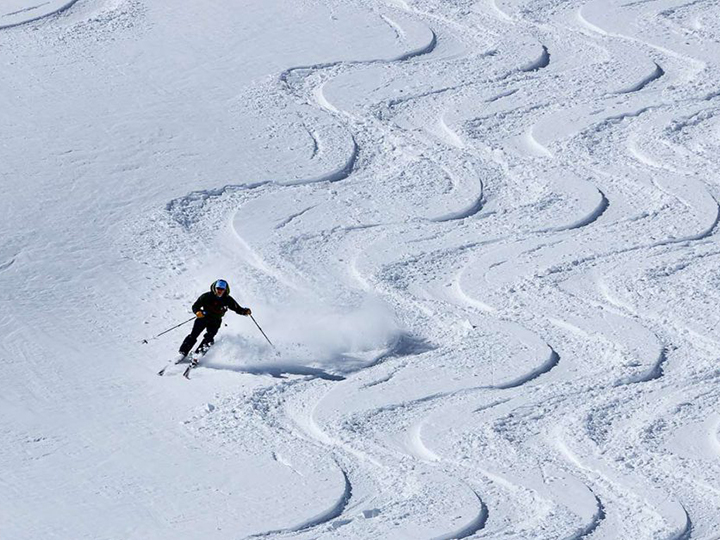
183, 347, 210, 379
158, 354, 189, 376
182, 358, 197, 379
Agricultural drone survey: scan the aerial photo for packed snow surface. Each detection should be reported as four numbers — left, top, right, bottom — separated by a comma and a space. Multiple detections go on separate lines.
3, 0, 720, 538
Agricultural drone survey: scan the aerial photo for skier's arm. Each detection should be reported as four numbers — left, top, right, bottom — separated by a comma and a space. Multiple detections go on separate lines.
191, 294, 207, 316
228, 296, 251, 316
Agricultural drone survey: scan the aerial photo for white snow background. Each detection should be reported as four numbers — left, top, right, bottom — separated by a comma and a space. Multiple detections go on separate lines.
2, 0, 720, 538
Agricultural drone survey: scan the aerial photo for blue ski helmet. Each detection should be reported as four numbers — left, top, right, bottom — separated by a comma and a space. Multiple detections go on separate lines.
211, 279, 230, 295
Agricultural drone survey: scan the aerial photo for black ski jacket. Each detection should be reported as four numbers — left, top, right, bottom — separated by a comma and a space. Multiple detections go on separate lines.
192, 285, 248, 320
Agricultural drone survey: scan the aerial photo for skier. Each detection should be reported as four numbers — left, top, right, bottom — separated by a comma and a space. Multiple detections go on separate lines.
179, 279, 252, 359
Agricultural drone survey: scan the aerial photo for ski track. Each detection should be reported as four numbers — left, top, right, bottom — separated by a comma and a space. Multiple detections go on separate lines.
203, 361, 346, 382
492, 347, 560, 390
0, 0, 78, 30
0, 258, 16, 272
564, 189, 610, 231
3, 2, 50, 18
572, 493, 606, 540
430, 194, 485, 222
616, 346, 668, 385
275, 206, 317, 230
278, 26, 437, 94
247, 467, 353, 538
429, 491, 488, 540
306, 127, 320, 160
520, 45, 551, 73
616, 62, 666, 94
140, 0, 720, 538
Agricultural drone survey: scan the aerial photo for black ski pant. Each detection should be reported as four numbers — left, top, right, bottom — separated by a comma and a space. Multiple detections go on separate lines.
179, 317, 222, 355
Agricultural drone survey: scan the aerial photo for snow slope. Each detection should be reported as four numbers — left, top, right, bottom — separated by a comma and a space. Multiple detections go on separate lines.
2, 0, 720, 538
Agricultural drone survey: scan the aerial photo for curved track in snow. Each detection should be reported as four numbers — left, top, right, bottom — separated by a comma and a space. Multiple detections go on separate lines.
0, 0, 79, 29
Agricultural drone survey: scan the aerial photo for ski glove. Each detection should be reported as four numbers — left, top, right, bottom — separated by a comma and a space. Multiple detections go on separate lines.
195, 311, 205, 318
240, 308, 252, 316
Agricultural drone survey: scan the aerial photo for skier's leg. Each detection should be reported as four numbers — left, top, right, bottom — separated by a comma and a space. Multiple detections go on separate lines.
196, 319, 221, 354
179, 318, 207, 355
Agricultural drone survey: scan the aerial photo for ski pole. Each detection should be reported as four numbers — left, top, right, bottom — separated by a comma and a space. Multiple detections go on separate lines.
142, 316, 196, 344
250, 314, 275, 348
